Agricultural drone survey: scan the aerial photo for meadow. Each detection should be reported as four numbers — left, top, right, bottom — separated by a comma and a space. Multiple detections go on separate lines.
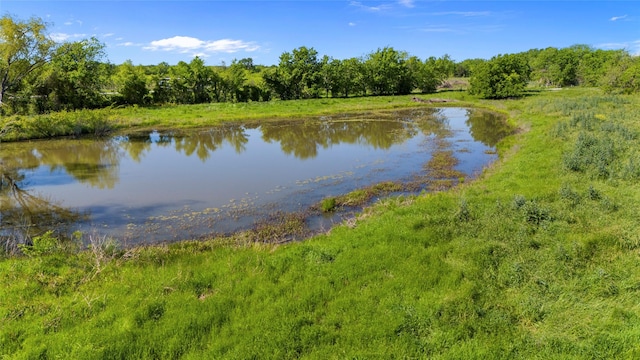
2, 88, 640, 359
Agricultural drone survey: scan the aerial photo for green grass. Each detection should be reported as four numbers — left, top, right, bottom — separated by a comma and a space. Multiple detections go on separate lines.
3, 88, 640, 358
0, 92, 481, 142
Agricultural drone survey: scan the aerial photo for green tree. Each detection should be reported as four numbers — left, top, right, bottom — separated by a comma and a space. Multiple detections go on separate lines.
0, 15, 56, 108
167, 57, 219, 104
578, 49, 625, 87
221, 59, 247, 102
189, 57, 216, 103
114, 60, 149, 105
148, 62, 172, 104
263, 46, 321, 100
601, 53, 640, 94
364, 47, 410, 95
318, 55, 340, 97
455, 58, 486, 78
340, 57, 366, 97
469, 53, 531, 99
37, 37, 108, 111
418, 56, 451, 93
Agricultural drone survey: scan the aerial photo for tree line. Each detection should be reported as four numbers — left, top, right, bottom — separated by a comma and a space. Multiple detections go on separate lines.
1, 14, 639, 115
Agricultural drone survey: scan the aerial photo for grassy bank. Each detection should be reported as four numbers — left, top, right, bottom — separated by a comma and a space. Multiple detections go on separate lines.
0, 92, 476, 142
2, 88, 640, 358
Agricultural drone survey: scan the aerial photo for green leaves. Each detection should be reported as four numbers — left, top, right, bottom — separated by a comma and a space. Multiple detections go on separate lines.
469, 54, 530, 99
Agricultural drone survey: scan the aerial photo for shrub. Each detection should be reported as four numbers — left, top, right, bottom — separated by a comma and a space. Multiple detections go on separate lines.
469, 54, 531, 99
17, 231, 60, 257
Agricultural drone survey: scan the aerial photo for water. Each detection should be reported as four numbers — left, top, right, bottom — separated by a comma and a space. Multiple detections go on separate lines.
0, 107, 510, 244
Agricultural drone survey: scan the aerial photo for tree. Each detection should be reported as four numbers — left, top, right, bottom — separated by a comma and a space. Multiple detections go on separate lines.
469, 53, 531, 99
167, 57, 219, 104
364, 47, 409, 95
578, 49, 625, 87
263, 46, 321, 100
0, 15, 56, 107
455, 58, 486, 78
601, 53, 640, 94
417, 56, 451, 93
221, 59, 247, 102
37, 37, 108, 111
148, 62, 172, 104
337, 57, 366, 97
113, 60, 149, 106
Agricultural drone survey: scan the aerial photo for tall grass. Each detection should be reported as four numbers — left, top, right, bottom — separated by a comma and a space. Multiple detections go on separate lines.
2, 88, 640, 358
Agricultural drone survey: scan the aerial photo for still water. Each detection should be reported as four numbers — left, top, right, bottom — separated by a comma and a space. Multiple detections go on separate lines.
0, 107, 510, 244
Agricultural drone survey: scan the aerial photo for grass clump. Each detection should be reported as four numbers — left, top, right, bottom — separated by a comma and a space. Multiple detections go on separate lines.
320, 197, 337, 212
314, 181, 404, 213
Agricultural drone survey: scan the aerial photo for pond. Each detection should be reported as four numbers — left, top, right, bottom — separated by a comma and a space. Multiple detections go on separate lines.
0, 107, 511, 245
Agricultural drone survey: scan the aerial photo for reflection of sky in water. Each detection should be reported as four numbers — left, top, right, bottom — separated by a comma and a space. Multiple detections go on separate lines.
1, 108, 506, 243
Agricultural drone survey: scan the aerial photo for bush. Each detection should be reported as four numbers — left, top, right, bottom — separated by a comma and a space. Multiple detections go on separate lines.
469, 54, 531, 99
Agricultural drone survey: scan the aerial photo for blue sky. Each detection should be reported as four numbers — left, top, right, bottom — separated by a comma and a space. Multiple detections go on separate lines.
2, 1, 638, 66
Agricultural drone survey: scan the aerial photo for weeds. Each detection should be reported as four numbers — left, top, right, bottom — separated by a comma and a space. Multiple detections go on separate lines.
87, 232, 121, 274
0, 109, 114, 141
17, 231, 60, 257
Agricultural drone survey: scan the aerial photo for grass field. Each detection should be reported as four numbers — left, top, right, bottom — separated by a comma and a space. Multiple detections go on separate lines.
2, 88, 640, 359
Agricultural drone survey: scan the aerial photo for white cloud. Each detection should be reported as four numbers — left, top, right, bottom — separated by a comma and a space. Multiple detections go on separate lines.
146, 36, 205, 52
118, 42, 139, 47
144, 36, 259, 55
398, 0, 414, 8
349, 1, 392, 12
64, 19, 83, 26
419, 26, 456, 33
610, 15, 628, 21
349, 22, 356, 27
50, 33, 86, 42
103, 33, 115, 38
598, 40, 640, 55
204, 39, 259, 53
431, 11, 492, 17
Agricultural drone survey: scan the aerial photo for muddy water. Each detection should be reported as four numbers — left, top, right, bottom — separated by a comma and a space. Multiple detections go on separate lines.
0, 107, 510, 244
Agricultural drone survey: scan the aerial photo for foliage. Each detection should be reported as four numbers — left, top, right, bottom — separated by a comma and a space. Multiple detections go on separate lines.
35, 37, 109, 112
112, 60, 149, 106
16, 231, 60, 256
469, 53, 531, 98
0, 15, 56, 109
263, 46, 322, 100
601, 53, 640, 94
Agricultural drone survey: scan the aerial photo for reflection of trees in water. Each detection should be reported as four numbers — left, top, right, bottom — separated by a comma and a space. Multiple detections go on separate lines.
37, 140, 122, 189
1, 139, 122, 189
123, 108, 452, 162
0, 139, 117, 250
259, 109, 448, 159
173, 125, 249, 161
465, 109, 512, 147
1, 169, 86, 247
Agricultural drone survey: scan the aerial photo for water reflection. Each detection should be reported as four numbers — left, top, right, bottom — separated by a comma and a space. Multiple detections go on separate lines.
0, 139, 121, 189
465, 108, 513, 147
0, 168, 86, 239
0, 107, 510, 245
